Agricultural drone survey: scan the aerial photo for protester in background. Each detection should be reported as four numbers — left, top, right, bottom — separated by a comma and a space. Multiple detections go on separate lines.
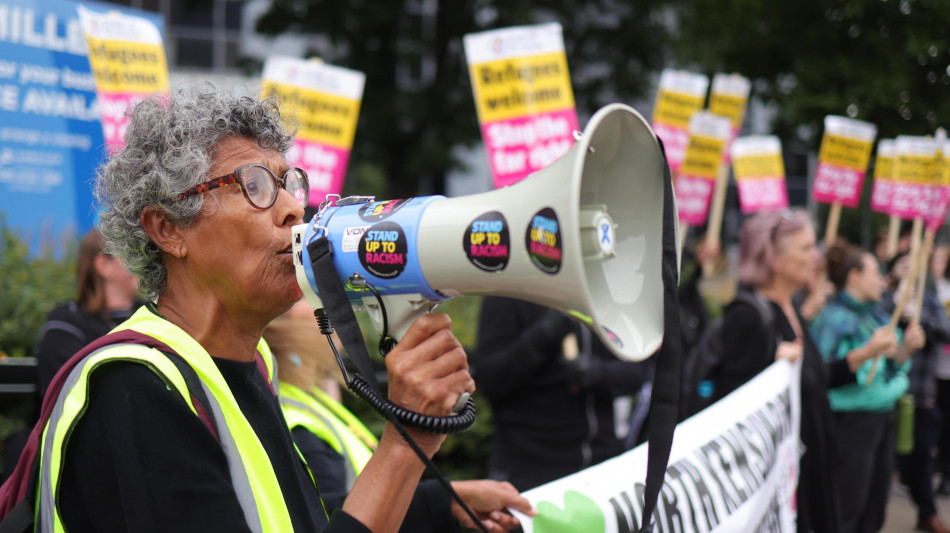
34, 229, 140, 397
472, 297, 652, 491
716, 208, 869, 533
678, 234, 716, 354
810, 243, 925, 533
32, 88, 475, 532
264, 300, 533, 533
883, 252, 950, 533
936, 249, 950, 496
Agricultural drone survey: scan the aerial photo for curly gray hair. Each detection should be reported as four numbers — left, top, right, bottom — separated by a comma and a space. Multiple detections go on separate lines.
95, 86, 296, 301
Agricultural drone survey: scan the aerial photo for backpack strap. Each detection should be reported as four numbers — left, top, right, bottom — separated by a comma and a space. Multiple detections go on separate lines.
161, 350, 220, 441
733, 290, 780, 354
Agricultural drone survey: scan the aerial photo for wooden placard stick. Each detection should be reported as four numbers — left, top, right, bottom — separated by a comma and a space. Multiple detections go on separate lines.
701, 163, 729, 277
911, 227, 936, 326
865, 217, 925, 384
886, 213, 901, 260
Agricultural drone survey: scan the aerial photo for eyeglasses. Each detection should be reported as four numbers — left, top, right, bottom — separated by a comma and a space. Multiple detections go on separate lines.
176, 164, 310, 209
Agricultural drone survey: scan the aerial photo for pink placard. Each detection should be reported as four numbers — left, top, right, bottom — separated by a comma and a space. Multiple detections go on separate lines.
481, 109, 579, 189
928, 187, 950, 231
870, 180, 895, 214
811, 163, 864, 208
675, 175, 716, 225
736, 178, 789, 214
652, 122, 689, 174
890, 182, 930, 220
97, 91, 147, 154
286, 139, 351, 207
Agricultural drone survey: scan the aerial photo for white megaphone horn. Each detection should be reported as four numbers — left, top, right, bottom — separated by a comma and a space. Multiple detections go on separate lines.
292, 103, 676, 362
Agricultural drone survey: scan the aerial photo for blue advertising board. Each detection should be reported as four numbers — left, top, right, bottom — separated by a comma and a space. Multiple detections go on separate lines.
0, 0, 162, 254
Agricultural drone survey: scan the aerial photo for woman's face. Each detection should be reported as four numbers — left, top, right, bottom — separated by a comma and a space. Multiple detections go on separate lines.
772, 225, 819, 289
851, 254, 886, 302
177, 136, 304, 320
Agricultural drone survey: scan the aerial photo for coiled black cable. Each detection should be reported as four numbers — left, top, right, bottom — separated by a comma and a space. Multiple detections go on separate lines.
313, 309, 486, 533
347, 374, 476, 433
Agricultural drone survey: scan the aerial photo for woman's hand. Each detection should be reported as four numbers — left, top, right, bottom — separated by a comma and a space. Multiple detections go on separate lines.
800, 280, 832, 321
866, 327, 898, 356
775, 340, 803, 362
383, 313, 476, 454
901, 323, 926, 352
450, 480, 535, 532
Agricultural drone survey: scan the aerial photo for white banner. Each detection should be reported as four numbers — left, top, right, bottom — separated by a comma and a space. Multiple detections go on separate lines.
513, 360, 802, 533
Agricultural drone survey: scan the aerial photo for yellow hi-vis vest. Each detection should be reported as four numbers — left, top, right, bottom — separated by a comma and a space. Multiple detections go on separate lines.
36, 307, 307, 533
279, 382, 377, 489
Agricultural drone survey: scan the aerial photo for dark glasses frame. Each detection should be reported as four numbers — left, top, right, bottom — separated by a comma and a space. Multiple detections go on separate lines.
176, 163, 310, 209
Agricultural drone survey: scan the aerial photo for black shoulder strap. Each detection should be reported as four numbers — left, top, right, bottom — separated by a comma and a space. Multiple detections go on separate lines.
0, 483, 35, 533
161, 350, 220, 441
639, 141, 683, 532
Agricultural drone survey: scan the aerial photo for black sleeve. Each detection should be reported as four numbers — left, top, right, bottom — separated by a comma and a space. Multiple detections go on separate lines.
922, 295, 950, 346
826, 357, 856, 389
585, 354, 651, 397
473, 297, 571, 401
399, 480, 459, 533
293, 425, 349, 513
716, 302, 772, 399
293, 428, 459, 532
59, 362, 253, 533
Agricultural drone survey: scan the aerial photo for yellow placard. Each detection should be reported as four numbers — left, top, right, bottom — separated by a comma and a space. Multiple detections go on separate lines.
734, 154, 784, 181
894, 153, 940, 185
680, 135, 726, 178
874, 154, 894, 181
817, 134, 874, 171
469, 52, 575, 123
652, 90, 705, 129
709, 93, 748, 129
83, 36, 168, 94
262, 81, 362, 149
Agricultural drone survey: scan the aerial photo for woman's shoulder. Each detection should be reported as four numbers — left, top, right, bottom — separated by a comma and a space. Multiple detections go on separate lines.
811, 298, 861, 334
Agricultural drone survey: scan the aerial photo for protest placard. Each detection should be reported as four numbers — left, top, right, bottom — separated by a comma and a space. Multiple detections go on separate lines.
731, 136, 787, 214
870, 139, 896, 214
812, 115, 877, 209
708, 73, 750, 164
675, 112, 732, 226
890, 135, 941, 221
78, 4, 168, 153
651, 70, 709, 174
512, 360, 801, 533
464, 23, 578, 188
261, 56, 365, 207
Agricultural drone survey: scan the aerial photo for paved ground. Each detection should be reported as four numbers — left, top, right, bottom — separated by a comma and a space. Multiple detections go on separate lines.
883, 477, 949, 533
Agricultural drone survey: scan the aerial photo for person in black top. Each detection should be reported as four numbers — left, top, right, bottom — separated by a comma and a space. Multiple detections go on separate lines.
34, 229, 140, 397
473, 296, 652, 491
717, 210, 895, 533
53, 87, 476, 532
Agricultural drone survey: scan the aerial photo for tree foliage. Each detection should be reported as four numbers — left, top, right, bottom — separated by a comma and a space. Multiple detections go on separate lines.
671, 0, 950, 145
254, 0, 672, 198
0, 218, 77, 358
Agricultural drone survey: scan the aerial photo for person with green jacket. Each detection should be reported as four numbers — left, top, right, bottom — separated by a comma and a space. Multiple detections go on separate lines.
810, 243, 925, 533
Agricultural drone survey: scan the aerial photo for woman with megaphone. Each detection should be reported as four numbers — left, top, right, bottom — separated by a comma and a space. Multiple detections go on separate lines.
9, 87, 477, 533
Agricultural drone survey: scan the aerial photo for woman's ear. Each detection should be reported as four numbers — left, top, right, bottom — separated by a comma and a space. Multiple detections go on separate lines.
141, 207, 187, 259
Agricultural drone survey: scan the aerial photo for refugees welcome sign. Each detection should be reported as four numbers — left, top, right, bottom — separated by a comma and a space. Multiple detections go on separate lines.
514, 361, 801, 533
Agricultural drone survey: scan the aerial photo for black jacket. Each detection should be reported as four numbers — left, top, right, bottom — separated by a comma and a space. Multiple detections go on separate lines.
473, 297, 650, 491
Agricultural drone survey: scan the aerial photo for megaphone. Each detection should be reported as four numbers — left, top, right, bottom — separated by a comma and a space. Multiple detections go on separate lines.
292, 103, 674, 362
